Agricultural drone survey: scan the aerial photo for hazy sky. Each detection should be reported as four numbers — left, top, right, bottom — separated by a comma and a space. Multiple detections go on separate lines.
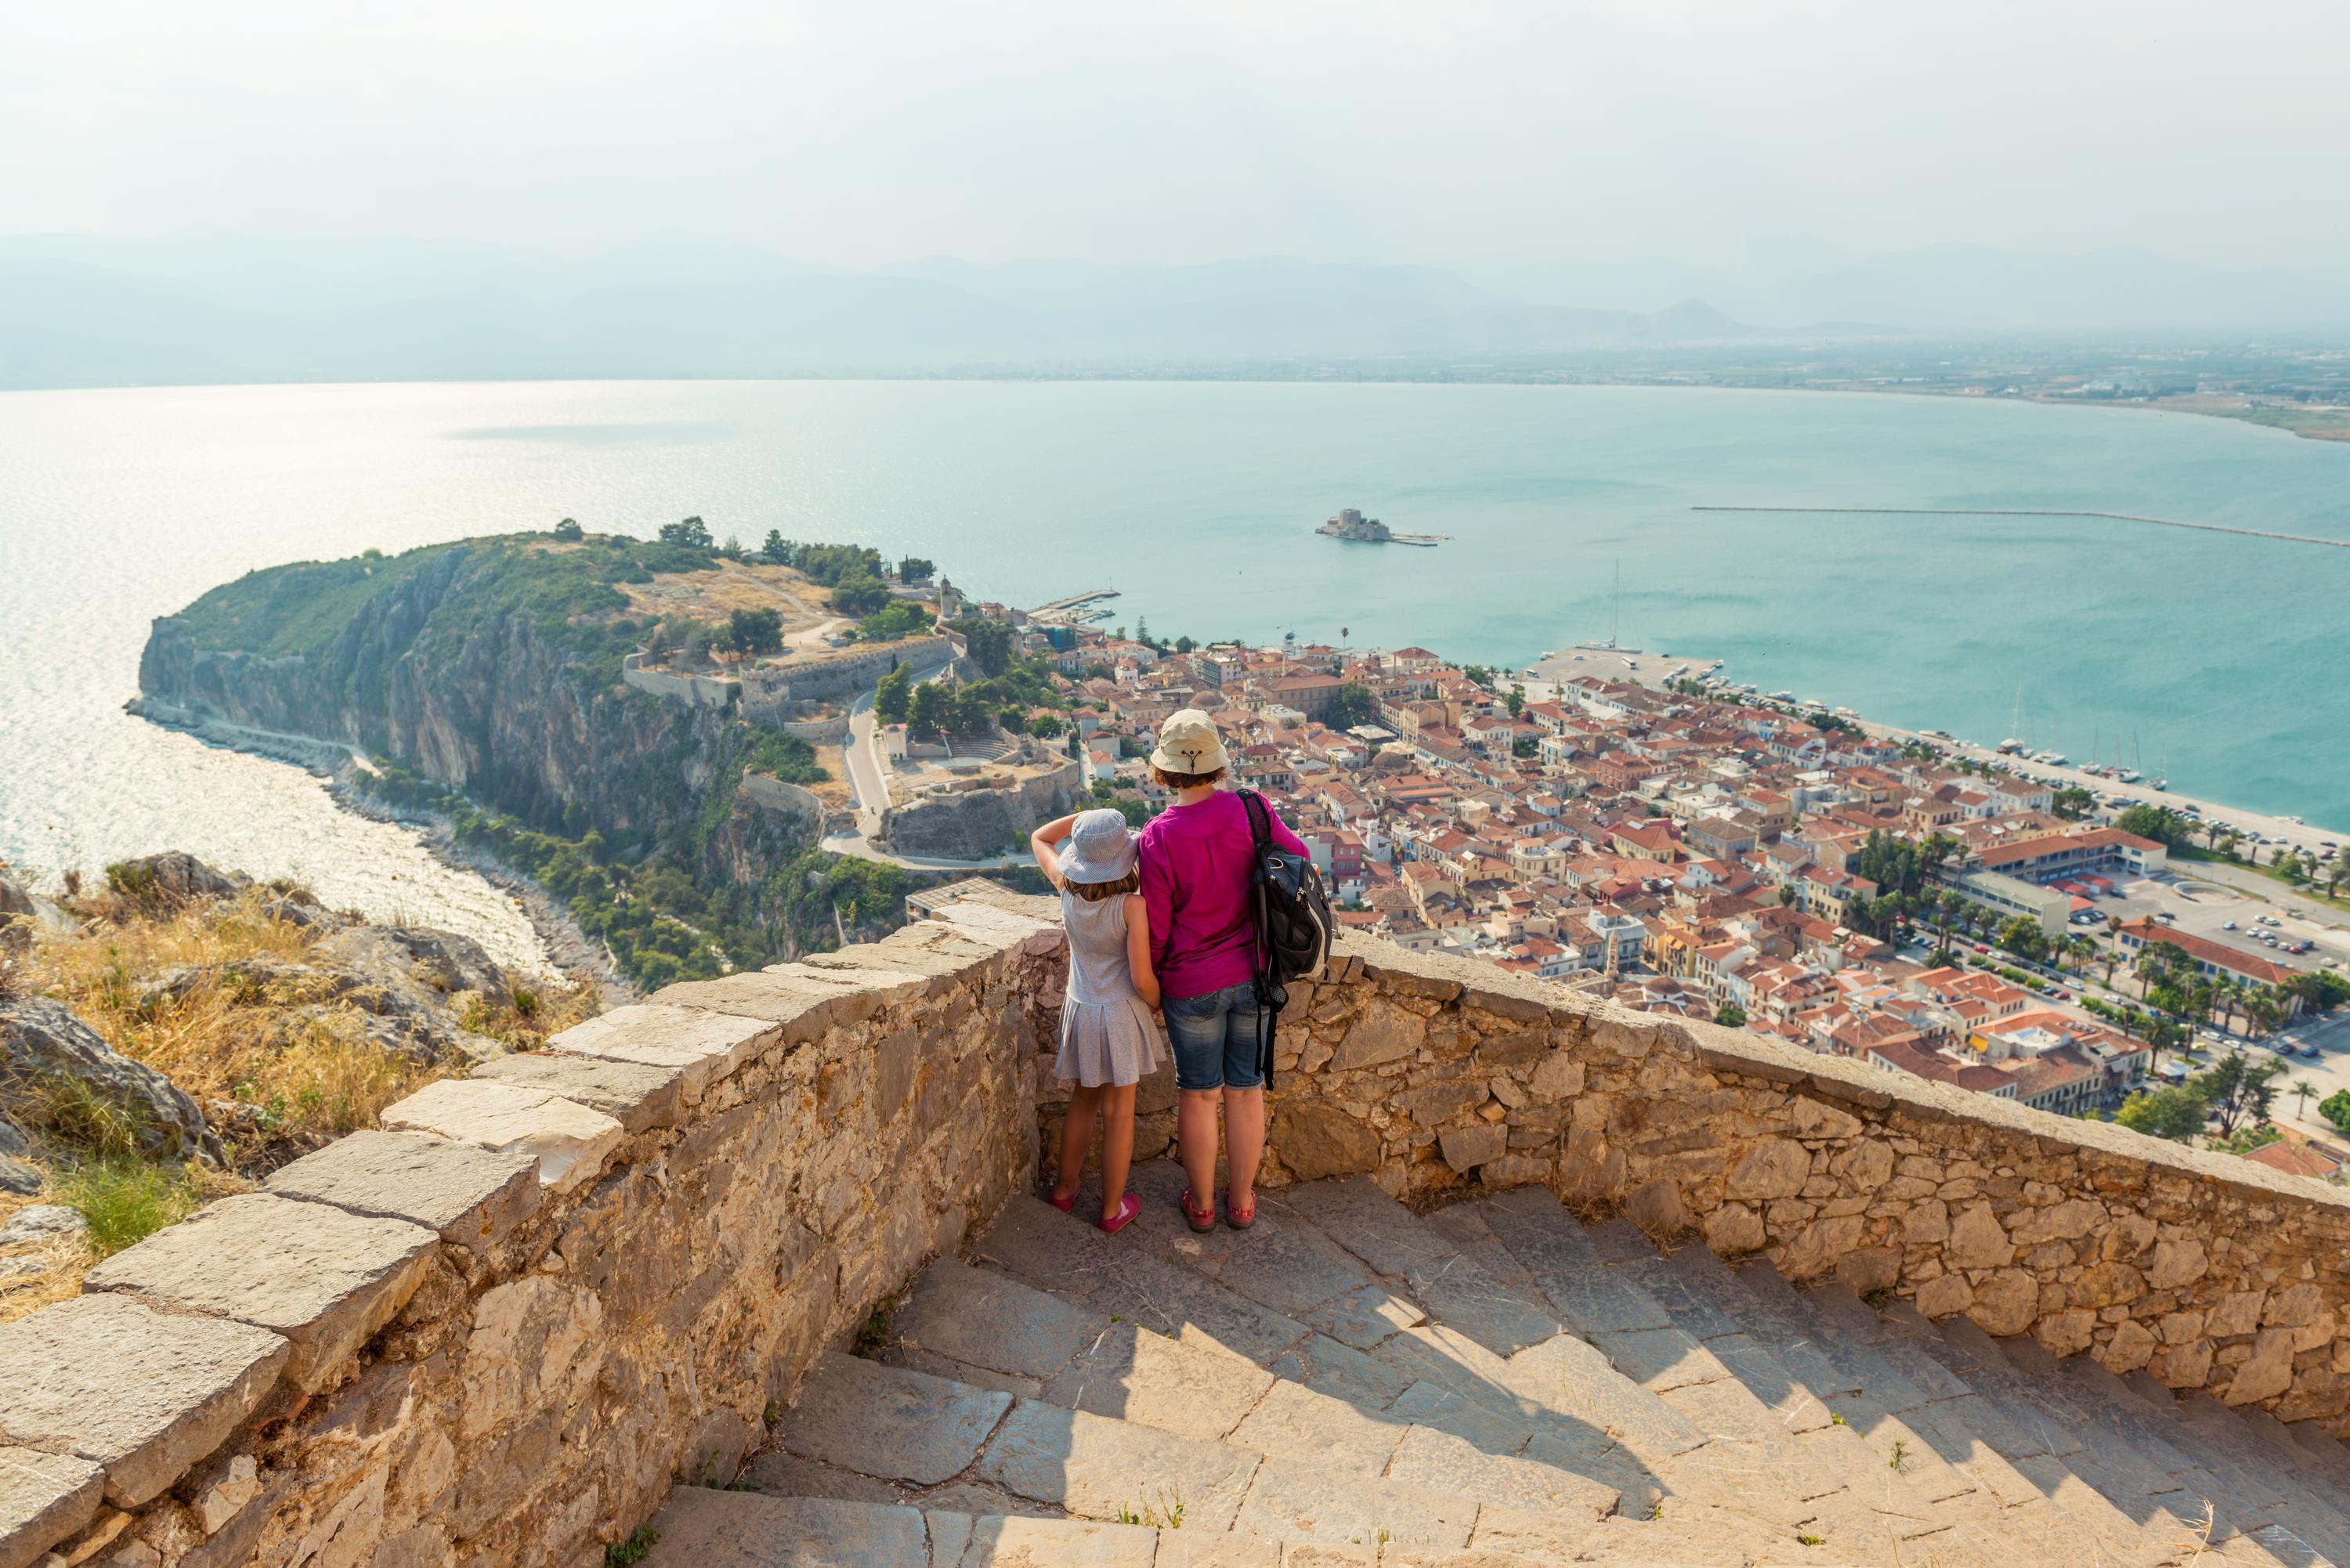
6, 1, 2348, 284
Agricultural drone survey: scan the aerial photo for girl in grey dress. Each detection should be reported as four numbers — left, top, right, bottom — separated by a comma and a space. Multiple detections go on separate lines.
1028, 807, 1163, 1233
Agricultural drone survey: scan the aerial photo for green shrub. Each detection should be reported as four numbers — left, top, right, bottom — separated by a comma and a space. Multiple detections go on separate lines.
56, 1158, 207, 1255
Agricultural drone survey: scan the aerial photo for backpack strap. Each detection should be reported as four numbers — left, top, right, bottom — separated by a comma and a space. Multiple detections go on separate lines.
1239, 788, 1272, 854
1238, 789, 1279, 1088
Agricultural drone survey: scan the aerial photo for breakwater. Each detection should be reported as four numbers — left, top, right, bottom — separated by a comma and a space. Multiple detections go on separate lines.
1693, 504, 2350, 551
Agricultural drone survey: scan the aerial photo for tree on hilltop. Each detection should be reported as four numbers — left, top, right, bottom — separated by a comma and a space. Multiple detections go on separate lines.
659, 516, 714, 549
728, 607, 784, 657
552, 517, 583, 542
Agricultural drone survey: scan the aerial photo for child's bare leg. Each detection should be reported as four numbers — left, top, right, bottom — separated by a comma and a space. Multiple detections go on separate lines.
1055, 1085, 1102, 1204
1097, 1084, 1137, 1224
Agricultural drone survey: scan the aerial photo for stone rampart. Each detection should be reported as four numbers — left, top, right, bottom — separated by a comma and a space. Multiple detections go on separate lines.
618, 652, 737, 710
736, 635, 953, 720
1035, 931, 2350, 1430
0, 895, 1059, 1568
9, 900, 2348, 1568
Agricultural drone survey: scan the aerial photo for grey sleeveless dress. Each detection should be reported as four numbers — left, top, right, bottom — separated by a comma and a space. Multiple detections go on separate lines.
1056, 889, 1164, 1087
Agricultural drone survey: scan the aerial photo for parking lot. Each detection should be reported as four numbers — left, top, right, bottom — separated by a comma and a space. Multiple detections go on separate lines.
2088, 873, 2341, 976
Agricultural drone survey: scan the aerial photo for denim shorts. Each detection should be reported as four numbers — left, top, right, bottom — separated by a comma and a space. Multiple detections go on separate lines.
1164, 982, 1267, 1092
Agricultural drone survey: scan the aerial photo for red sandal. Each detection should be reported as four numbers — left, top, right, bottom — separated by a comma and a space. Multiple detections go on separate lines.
1227, 1191, 1257, 1230
1180, 1187, 1217, 1234
1100, 1194, 1141, 1234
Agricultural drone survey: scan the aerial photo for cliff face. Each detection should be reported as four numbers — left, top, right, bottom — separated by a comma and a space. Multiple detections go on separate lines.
135, 535, 901, 987
140, 544, 715, 846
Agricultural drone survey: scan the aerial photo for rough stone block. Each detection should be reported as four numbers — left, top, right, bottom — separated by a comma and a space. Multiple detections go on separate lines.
1437, 1122, 1507, 1173
665, 963, 922, 1022
378, 1078, 624, 1193
472, 1050, 687, 1133
0, 1446, 103, 1568
542, 1003, 776, 1101
83, 1192, 436, 1393
263, 1130, 537, 1252
0, 1295, 288, 1508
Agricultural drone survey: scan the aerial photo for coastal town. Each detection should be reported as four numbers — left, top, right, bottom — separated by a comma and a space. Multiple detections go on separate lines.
869, 579, 2350, 1180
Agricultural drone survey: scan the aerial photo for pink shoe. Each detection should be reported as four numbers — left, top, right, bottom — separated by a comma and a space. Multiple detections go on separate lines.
1048, 1189, 1077, 1213
1099, 1194, 1142, 1234
1180, 1188, 1217, 1234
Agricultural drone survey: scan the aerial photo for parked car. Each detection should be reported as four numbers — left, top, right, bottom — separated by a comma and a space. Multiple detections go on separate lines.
2301, 1044, 2323, 1059
2050, 988, 2069, 1001
2222, 919, 2238, 930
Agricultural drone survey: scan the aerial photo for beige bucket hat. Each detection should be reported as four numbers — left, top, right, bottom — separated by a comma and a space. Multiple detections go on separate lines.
1149, 708, 1228, 775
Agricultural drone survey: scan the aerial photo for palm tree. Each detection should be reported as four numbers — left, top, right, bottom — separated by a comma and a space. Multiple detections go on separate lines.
2291, 1078, 2319, 1125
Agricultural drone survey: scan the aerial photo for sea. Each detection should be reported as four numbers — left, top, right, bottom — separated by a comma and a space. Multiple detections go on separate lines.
4, 378, 2348, 957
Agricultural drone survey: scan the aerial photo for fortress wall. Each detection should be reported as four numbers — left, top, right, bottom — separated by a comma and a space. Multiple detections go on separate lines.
0, 897, 1058, 1568
10, 895, 2346, 1568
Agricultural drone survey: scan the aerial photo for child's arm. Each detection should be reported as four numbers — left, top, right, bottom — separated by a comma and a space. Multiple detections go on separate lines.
1124, 894, 1162, 1009
1029, 813, 1078, 887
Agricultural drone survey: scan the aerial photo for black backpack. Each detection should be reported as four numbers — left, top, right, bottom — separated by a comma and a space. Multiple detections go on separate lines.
1239, 789, 1336, 1085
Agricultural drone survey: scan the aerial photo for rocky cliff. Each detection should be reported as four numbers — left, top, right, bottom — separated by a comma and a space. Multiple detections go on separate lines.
136, 534, 909, 986
139, 541, 716, 847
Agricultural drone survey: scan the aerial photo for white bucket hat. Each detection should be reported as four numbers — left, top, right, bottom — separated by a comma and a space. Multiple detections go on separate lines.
1057, 808, 1138, 884
1149, 708, 1228, 776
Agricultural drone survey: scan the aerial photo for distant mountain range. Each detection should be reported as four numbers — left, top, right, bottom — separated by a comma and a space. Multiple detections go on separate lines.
2, 231, 2347, 389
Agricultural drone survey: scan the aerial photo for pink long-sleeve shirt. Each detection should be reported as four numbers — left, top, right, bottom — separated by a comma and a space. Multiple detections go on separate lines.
1138, 789, 1310, 1001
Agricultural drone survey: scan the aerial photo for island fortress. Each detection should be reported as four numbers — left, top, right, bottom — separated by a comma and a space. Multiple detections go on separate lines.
5, 886, 2348, 1568
1318, 506, 1447, 545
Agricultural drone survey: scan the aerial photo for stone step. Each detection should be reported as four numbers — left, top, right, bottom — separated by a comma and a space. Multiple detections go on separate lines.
1278, 1179, 1564, 1358
1459, 1190, 2034, 1566
974, 1172, 1663, 1507
1632, 1240, 2059, 1565
766, 1344, 1624, 1558
1791, 1284, 2186, 1568
2090, 1366, 2350, 1568
1925, 1318, 2308, 1568
642, 1483, 1799, 1568
2005, 1332, 2350, 1565
961, 1169, 1911, 1563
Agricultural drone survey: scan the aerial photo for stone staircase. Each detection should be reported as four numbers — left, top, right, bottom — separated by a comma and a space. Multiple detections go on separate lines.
645, 1162, 2350, 1567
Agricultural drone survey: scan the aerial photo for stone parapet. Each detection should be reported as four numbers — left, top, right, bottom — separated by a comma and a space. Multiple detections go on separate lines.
1036, 929, 2350, 1432
0, 891, 1061, 1568
7, 894, 2347, 1568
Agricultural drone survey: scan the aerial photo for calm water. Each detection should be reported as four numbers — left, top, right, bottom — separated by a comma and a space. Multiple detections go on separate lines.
4, 379, 2348, 938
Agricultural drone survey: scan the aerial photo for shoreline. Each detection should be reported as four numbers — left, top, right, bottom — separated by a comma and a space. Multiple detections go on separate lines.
125, 696, 627, 992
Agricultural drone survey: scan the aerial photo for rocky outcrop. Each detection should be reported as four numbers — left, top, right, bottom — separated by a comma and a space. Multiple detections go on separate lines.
0, 867, 34, 952
116, 862, 521, 1068
0, 998, 222, 1163
104, 852, 248, 907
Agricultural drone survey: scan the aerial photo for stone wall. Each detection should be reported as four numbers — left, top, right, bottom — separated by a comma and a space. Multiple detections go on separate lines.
736, 635, 953, 721
878, 761, 1086, 861
1032, 931, 2350, 1431
11, 900, 2350, 1568
0, 894, 1061, 1568
618, 652, 737, 710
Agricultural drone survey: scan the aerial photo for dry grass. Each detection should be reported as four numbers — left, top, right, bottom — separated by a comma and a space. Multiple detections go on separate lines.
1, 884, 597, 1321
21, 888, 438, 1129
